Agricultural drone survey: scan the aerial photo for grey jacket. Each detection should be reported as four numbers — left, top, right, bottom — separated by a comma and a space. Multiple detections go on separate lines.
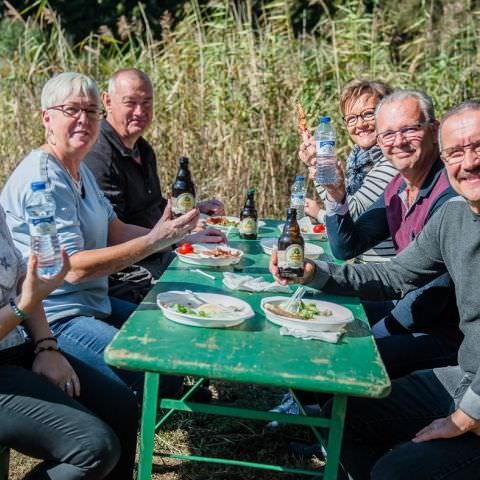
310, 197, 480, 419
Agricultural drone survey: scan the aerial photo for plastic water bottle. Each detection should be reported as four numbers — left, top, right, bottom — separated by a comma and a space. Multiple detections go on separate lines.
26, 181, 63, 278
290, 175, 306, 220
314, 116, 337, 185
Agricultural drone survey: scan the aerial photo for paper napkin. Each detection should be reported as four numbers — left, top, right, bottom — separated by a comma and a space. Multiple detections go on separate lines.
223, 272, 291, 293
279, 327, 344, 343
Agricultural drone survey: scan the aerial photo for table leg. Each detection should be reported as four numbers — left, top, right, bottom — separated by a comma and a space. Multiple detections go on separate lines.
137, 372, 159, 480
323, 394, 347, 480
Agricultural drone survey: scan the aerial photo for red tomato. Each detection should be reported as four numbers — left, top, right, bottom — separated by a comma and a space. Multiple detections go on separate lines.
177, 243, 194, 255
313, 224, 326, 234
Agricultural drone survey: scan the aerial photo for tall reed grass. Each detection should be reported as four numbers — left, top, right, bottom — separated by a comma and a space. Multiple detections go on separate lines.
1, 0, 479, 217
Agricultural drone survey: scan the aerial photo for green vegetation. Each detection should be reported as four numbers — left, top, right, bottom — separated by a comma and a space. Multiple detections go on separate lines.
0, 0, 479, 217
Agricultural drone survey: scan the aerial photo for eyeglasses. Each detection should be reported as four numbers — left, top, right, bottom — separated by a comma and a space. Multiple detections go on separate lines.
343, 108, 375, 127
47, 104, 103, 121
376, 122, 429, 146
440, 140, 480, 165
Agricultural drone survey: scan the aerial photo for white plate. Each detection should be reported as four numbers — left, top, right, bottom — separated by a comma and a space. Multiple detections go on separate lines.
277, 217, 327, 241
261, 296, 354, 332
260, 237, 324, 260
157, 291, 254, 328
204, 216, 266, 231
176, 243, 243, 266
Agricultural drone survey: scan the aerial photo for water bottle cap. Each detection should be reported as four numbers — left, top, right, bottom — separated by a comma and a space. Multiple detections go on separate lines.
31, 181, 47, 191
320, 116, 331, 123
247, 188, 256, 195
295, 175, 305, 181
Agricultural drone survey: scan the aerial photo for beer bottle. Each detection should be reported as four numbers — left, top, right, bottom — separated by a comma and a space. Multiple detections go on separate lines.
239, 188, 258, 240
172, 156, 196, 218
277, 208, 304, 279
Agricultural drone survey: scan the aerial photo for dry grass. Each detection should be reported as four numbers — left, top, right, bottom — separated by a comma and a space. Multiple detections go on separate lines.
1, 1, 480, 217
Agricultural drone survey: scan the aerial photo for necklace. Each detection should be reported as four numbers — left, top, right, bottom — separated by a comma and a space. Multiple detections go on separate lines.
64, 168, 83, 195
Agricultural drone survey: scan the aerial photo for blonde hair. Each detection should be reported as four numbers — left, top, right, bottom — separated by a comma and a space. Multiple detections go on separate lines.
340, 79, 393, 115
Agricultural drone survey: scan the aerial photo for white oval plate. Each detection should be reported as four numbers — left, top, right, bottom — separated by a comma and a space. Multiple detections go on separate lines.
260, 237, 324, 260
261, 296, 354, 332
204, 216, 266, 231
157, 291, 254, 328
277, 223, 327, 241
176, 243, 244, 266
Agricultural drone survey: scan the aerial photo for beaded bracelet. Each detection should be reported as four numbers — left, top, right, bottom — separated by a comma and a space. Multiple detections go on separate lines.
8, 298, 28, 322
34, 336, 58, 348
34, 345, 63, 356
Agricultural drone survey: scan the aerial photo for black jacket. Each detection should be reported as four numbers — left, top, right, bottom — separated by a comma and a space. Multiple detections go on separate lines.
84, 119, 167, 229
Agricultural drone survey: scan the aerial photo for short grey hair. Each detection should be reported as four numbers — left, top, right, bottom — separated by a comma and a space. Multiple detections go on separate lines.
438, 99, 480, 150
107, 68, 152, 96
375, 89, 436, 126
41, 72, 100, 110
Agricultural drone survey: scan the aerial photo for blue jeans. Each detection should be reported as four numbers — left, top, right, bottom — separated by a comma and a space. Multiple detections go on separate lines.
51, 297, 184, 401
336, 370, 480, 480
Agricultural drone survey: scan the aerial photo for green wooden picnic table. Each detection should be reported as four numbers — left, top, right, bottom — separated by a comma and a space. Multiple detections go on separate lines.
105, 219, 391, 479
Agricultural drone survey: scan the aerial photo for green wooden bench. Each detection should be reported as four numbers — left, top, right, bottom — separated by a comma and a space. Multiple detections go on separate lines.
0, 446, 9, 480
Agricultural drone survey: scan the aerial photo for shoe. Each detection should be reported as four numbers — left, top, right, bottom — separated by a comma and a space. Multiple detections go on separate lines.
288, 441, 325, 461
268, 392, 321, 427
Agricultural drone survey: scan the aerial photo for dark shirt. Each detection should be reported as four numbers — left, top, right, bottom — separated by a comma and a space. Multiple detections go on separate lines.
84, 119, 167, 229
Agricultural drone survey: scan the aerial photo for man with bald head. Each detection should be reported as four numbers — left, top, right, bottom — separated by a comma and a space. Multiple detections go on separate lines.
85, 69, 224, 286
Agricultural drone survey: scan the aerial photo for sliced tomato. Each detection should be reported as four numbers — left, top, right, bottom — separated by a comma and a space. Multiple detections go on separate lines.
177, 242, 194, 254
313, 224, 326, 234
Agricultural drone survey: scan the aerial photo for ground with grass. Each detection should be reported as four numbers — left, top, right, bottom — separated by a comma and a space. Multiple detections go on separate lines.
9, 381, 323, 480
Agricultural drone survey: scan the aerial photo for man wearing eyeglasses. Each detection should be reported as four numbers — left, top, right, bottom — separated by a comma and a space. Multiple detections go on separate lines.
322, 89, 460, 379
272, 100, 480, 480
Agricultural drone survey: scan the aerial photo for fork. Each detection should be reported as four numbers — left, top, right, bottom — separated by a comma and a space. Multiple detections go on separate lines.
284, 286, 306, 313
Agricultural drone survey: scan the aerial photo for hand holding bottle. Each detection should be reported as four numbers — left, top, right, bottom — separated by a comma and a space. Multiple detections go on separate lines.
18, 250, 70, 315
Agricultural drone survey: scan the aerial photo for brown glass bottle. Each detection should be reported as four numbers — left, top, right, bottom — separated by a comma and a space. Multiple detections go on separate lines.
239, 188, 258, 240
277, 208, 304, 279
171, 156, 196, 218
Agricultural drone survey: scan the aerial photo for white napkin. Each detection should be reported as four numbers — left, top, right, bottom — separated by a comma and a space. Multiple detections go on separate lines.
223, 272, 291, 293
279, 327, 344, 343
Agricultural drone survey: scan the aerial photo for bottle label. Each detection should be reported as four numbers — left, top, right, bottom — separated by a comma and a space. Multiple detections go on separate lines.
172, 193, 195, 214
316, 140, 335, 156
290, 193, 305, 207
29, 216, 57, 236
278, 244, 304, 269
239, 217, 257, 235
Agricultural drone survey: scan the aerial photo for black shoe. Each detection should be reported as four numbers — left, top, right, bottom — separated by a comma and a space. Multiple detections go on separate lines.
288, 441, 325, 461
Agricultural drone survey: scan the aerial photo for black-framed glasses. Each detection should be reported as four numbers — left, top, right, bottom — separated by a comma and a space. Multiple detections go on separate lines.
343, 108, 375, 127
376, 122, 429, 146
441, 140, 480, 165
47, 104, 104, 121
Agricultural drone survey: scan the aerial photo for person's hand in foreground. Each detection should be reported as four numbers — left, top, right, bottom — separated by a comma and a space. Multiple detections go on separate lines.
413, 409, 480, 443
19, 250, 70, 310
323, 161, 347, 203
198, 198, 225, 216
185, 228, 227, 245
269, 249, 317, 285
20, 252, 80, 397
149, 199, 200, 252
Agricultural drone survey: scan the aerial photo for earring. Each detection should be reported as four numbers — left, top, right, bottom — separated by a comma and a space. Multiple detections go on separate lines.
47, 128, 56, 146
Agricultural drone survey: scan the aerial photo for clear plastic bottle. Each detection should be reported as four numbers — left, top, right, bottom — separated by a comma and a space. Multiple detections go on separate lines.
26, 181, 63, 278
314, 116, 337, 185
290, 175, 306, 220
